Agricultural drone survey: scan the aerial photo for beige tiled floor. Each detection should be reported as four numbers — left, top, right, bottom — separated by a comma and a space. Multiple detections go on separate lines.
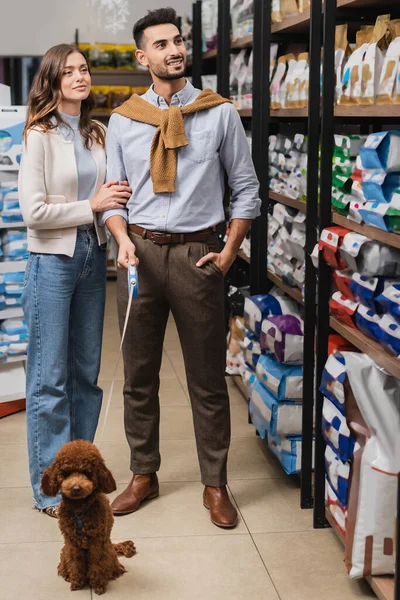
0, 282, 374, 599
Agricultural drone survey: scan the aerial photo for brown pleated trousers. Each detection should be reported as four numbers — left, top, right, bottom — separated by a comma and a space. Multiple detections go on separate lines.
116, 231, 231, 487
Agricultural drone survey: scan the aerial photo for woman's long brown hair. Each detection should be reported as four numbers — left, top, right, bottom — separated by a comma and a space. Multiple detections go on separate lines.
24, 44, 105, 149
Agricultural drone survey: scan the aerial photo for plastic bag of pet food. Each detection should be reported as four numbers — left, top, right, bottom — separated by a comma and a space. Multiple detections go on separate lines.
378, 314, 400, 356
250, 379, 302, 437
360, 131, 400, 171
328, 334, 356, 355
0, 334, 8, 362
330, 292, 359, 328
326, 477, 347, 536
242, 329, 263, 368
322, 396, 355, 462
91, 43, 115, 69
359, 194, 400, 232
376, 284, 400, 323
92, 86, 111, 111
271, 0, 298, 24
261, 314, 304, 365
109, 86, 131, 110
256, 353, 303, 401
280, 54, 298, 109
343, 352, 400, 578
362, 171, 400, 204
339, 232, 400, 276
339, 28, 372, 106
333, 270, 355, 301
319, 227, 350, 270
350, 273, 386, 310
335, 25, 351, 103
270, 55, 288, 109
320, 353, 346, 414
325, 444, 351, 508
354, 304, 382, 341
0, 318, 28, 336
359, 16, 391, 105
377, 22, 400, 104
348, 200, 365, 224
268, 433, 304, 475
244, 290, 298, 337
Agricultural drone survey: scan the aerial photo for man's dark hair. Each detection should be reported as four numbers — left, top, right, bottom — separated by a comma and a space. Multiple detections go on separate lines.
133, 8, 179, 50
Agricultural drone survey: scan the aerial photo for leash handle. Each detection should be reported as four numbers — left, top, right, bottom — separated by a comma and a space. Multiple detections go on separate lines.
100, 265, 138, 439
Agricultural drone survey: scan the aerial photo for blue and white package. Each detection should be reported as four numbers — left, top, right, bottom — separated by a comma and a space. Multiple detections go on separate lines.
250, 379, 302, 437
243, 290, 298, 337
0, 294, 6, 311
322, 397, 355, 462
242, 329, 263, 369
0, 275, 5, 294
0, 318, 28, 336
350, 273, 384, 310
325, 445, 350, 508
361, 173, 400, 204
355, 304, 382, 342
376, 284, 400, 324
359, 131, 400, 172
0, 106, 25, 171
0, 334, 8, 362
267, 433, 302, 475
319, 353, 346, 415
256, 353, 303, 401
378, 315, 400, 357
2, 239, 28, 260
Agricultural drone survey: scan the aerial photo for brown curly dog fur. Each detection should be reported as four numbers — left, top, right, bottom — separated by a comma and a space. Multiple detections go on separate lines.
41, 440, 136, 595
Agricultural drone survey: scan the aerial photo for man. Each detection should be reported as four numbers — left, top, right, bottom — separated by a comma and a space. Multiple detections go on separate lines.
102, 7, 260, 529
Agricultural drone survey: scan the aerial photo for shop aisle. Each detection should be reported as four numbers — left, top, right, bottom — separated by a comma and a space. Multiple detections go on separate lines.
0, 282, 374, 599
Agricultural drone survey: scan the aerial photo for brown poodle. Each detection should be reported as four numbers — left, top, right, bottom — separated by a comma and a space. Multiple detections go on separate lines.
41, 440, 136, 595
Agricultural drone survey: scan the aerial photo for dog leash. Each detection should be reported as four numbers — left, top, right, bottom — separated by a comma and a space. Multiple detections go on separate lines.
100, 264, 139, 438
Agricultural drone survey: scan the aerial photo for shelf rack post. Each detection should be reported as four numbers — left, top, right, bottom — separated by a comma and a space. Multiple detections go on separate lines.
250, 0, 270, 296
300, 0, 323, 510
192, 1, 203, 89
313, 0, 337, 529
217, 0, 230, 98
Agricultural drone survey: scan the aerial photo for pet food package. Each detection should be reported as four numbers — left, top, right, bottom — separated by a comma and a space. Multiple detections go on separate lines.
270, 55, 288, 109
343, 352, 400, 578
322, 397, 355, 462
339, 233, 400, 277
378, 314, 400, 356
325, 445, 351, 508
250, 379, 302, 437
318, 227, 350, 270
333, 270, 355, 301
326, 477, 348, 536
115, 44, 136, 70
377, 23, 400, 104
335, 25, 351, 102
0, 333, 8, 362
0, 318, 28, 336
319, 353, 346, 415
361, 171, 400, 204
231, 0, 254, 40
339, 34, 371, 106
328, 334, 356, 355
261, 314, 304, 365
91, 43, 115, 69
271, 0, 298, 24
242, 329, 263, 369
330, 292, 359, 328
349, 273, 385, 310
0, 106, 26, 171
256, 353, 303, 401
358, 199, 400, 232
360, 131, 400, 171
355, 304, 382, 341
268, 433, 303, 475
202, 0, 218, 52
360, 15, 391, 105
243, 291, 298, 336
376, 284, 400, 323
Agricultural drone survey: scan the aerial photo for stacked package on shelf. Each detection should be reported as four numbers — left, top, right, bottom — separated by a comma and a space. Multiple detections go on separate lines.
244, 288, 307, 474
270, 50, 310, 110
269, 133, 308, 201
321, 351, 400, 578
268, 202, 306, 293
330, 134, 367, 217
271, 1, 310, 25
201, 0, 218, 53
1, 229, 28, 261
230, 48, 253, 110
337, 15, 400, 108
320, 353, 353, 536
331, 130, 400, 233
231, 0, 253, 40
226, 283, 250, 376
319, 225, 400, 358
0, 318, 28, 362
0, 181, 23, 226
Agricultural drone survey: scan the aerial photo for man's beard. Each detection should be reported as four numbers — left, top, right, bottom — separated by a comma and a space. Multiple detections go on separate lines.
151, 59, 186, 81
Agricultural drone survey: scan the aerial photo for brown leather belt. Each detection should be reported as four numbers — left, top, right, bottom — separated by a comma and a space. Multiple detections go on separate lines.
129, 224, 216, 245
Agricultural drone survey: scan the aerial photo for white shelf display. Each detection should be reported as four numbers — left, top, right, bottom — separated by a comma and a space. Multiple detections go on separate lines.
0, 106, 28, 404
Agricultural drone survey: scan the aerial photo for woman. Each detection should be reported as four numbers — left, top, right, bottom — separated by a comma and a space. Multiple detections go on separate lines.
19, 44, 131, 517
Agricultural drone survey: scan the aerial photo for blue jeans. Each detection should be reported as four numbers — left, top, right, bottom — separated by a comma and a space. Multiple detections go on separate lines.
21, 229, 107, 509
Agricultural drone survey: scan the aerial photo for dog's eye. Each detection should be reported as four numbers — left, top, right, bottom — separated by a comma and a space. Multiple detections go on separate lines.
60, 470, 69, 478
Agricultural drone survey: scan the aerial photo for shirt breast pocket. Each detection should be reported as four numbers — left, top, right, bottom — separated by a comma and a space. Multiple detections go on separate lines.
180, 130, 215, 164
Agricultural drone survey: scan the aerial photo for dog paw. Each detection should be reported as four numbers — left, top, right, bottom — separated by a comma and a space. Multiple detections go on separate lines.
92, 585, 106, 596
70, 581, 86, 591
115, 540, 136, 558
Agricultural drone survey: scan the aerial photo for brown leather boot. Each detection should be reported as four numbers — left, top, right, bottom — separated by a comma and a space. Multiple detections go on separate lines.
111, 474, 159, 516
203, 486, 238, 528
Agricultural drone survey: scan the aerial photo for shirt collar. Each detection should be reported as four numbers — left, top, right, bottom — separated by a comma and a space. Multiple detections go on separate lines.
146, 80, 196, 108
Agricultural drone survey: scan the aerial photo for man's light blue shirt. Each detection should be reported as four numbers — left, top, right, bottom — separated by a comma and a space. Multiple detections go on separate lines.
101, 80, 261, 232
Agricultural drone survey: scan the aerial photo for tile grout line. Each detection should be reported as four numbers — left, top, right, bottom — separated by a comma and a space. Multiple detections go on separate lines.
228, 484, 283, 600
